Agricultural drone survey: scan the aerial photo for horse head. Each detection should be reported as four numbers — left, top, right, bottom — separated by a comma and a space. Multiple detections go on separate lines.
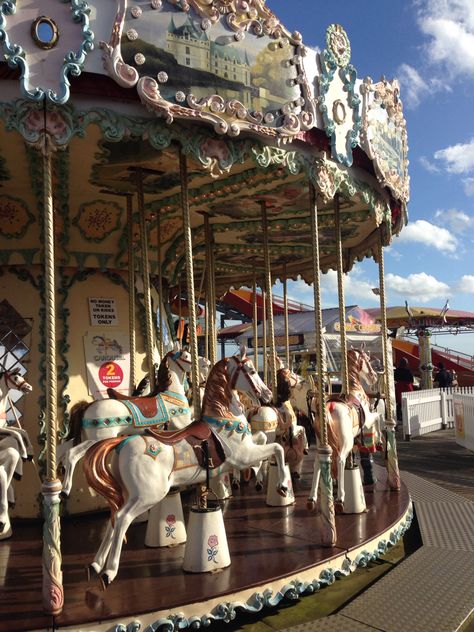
229, 351, 272, 405
198, 356, 211, 384
1, 369, 33, 394
166, 348, 192, 374
350, 347, 377, 388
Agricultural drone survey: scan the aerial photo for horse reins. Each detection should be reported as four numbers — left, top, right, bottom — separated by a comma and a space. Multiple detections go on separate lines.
229, 357, 262, 399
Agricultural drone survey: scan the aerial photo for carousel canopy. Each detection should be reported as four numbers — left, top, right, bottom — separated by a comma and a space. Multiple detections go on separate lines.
0, 1, 409, 297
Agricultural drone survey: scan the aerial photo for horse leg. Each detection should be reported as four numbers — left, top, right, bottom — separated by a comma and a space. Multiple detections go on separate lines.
89, 520, 114, 577
61, 440, 96, 497
307, 449, 321, 511
0, 465, 11, 539
238, 442, 287, 496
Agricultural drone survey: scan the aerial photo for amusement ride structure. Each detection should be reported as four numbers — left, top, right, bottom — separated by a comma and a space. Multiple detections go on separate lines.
0, 2, 411, 630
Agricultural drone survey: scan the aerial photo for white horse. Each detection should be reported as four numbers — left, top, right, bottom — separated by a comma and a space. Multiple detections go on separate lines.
307, 347, 381, 511
83, 348, 288, 587
58, 348, 193, 496
0, 369, 34, 540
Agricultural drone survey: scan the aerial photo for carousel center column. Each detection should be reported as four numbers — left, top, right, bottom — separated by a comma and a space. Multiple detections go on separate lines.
39, 123, 64, 615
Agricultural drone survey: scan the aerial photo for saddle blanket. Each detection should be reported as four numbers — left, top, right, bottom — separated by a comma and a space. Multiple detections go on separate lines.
122, 393, 190, 428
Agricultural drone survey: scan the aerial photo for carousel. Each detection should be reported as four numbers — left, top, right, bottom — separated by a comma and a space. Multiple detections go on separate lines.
0, 2, 412, 630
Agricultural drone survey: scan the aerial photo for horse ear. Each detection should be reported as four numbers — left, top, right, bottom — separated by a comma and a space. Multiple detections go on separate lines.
360, 342, 365, 351
239, 344, 247, 360
276, 356, 284, 368
173, 340, 181, 352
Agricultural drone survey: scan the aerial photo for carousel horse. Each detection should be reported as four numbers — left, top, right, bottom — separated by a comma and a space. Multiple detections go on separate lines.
307, 346, 381, 511
83, 347, 287, 587
0, 369, 34, 540
58, 348, 193, 497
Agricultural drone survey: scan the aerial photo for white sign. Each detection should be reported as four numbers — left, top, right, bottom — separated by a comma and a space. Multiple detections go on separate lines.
89, 297, 118, 326
83, 331, 130, 399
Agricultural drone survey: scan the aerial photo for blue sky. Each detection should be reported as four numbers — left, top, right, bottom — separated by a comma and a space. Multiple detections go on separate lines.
267, 0, 474, 355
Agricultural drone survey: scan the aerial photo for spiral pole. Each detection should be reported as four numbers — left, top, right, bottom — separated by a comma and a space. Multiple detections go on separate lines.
179, 151, 201, 419
334, 194, 349, 395
377, 232, 401, 491
40, 132, 64, 614
283, 262, 290, 368
308, 180, 336, 546
127, 195, 137, 390
252, 269, 259, 371
261, 202, 277, 398
262, 286, 267, 383
136, 168, 156, 390
156, 206, 164, 359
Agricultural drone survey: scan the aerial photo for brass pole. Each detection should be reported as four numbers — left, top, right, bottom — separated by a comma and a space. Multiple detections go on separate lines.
252, 269, 259, 372
156, 207, 164, 358
308, 180, 336, 545
40, 132, 64, 614
204, 214, 217, 365
261, 201, 277, 398
136, 168, 156, 390
262, 286, 267, 384
377, 232, 401, 490
283, 262, 290, 368
334, 194, 349, 395
127, 195, 136, 390
179, 151, 201, 419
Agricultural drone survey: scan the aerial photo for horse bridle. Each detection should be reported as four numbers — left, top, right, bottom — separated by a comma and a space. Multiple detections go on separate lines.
169, 351, 192, 373
4, 370, 22, 391
229, 356, 262, 399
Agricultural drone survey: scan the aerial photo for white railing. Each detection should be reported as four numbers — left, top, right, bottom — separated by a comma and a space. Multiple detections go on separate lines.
401, 386, 474, 440
452, 393, 474, 452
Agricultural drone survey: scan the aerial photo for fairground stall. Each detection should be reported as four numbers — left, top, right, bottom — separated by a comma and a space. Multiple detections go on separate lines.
0, 2, 410, 630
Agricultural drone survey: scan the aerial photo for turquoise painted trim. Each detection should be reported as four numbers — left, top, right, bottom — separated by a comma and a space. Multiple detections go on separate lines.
83, 416, 132, 430
115, 435, 139, 455
0, 1, 94, 104
112, 504, 413, 631
203, 415, 251, 436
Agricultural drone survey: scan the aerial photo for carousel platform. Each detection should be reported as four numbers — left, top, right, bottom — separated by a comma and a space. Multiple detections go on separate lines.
1, 454, 411, 632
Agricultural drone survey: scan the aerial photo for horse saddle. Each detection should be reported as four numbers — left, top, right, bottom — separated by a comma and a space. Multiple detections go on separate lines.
327, 393, 366, 430
146, 421, 225, 470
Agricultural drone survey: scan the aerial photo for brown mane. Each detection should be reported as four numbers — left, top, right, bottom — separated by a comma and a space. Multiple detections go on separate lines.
276, 368, 292, 406
201, 357, 234, 418
149, 353, 172, 396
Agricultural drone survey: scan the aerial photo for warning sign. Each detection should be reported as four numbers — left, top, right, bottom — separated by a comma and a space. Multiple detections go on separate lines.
89, 298, 118, 326
98, 362, 124, 388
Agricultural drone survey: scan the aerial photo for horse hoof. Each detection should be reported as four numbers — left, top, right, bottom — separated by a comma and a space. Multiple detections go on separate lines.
13, 472, 22, 481
255, 482, 263, 492
306, 499, 316, 512
303, 449, 309, 455
277, 486, 287, 498
86, 564, 98, 582
0, 525, 12, 540
292, 471, 301, 480
60, 490, 69, 500
335, 501, 344, 514
100, 573, 110, 591
27, 454, 34, 462
7, 501, 15, 509
231, 480, 240, 491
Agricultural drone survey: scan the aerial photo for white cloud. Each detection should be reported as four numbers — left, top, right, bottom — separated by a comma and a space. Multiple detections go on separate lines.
434, 138, 474, 174
417, 0, 474, 78
396, 219, 458, 252
386, 272, 451, 303
434, 208, 474, 234
286, 269, 379, 308
457, 275, 474, 293
396, 63, 430, 109
419, 156, 440, 173
463, 177, 474, 196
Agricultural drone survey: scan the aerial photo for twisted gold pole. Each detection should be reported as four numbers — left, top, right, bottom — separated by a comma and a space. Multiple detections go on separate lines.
308, 180, 336, 546
262, 285, 267, 383
283, 262, 290, 368
252, 269, 259, 371
179, 151, 201, 419
127, 195, 136, 390
261, 202, 277, 398
41, 133, 64, 614
334, 194, 349, 395
205, 215, 217, 365
377, 232, 401, 490
156, 207, 164, 359
136, 168, 156, 390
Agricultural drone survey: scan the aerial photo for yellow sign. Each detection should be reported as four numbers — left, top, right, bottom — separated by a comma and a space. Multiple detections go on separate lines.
454, 401, 465, 439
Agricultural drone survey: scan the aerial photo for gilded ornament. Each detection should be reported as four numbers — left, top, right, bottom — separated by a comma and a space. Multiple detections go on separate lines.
134, 53, 146, 65
131, 6, 143, 18
126, 29, 138, 41
157, 71, 168, 83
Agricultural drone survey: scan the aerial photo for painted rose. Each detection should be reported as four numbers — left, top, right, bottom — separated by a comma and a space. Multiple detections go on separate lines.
208, 534, 218, 548
166, 514, 176, 525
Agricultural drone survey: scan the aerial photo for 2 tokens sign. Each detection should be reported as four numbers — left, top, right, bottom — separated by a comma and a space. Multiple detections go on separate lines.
98, 361, 123, 388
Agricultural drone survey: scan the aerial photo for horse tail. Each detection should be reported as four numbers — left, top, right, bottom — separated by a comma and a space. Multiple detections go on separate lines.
83, 437, 125, 524
66, 401, 90, 445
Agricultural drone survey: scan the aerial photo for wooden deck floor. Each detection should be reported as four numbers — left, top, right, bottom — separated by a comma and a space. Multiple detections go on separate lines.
0, 454, 410, 632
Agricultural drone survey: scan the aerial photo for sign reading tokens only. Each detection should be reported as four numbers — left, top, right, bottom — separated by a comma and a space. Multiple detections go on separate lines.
89, 297, 118, 326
